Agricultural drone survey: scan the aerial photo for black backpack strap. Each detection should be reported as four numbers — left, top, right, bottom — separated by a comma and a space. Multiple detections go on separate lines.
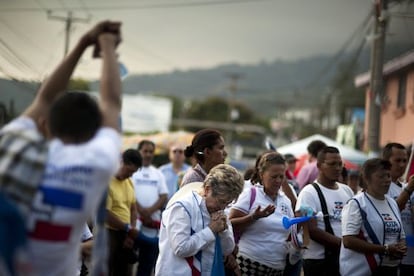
312, 182, 334, 234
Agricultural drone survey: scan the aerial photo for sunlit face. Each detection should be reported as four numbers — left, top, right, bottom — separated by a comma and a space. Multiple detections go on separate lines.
319, 153, 343, 181
388, 147, 408, 180
366, 168, 391, 196
204, 185, 233, 214
205, 137, 227, 167
139, 143, 155, 167
260, 164, 286, 197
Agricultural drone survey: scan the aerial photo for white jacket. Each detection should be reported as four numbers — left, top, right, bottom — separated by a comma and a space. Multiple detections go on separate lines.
155, 191, 235, 275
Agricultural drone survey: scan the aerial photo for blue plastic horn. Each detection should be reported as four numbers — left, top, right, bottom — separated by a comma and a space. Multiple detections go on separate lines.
282, 216, 313, 229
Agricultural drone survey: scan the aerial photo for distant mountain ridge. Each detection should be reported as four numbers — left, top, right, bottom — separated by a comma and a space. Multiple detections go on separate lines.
90, 43, 412, 116
2, 43, 411, 118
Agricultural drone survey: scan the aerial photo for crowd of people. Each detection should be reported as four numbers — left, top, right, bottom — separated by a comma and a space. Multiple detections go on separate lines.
0, 20, 413, 276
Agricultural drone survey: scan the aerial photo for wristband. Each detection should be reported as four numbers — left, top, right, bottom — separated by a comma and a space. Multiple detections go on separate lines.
404, 188, 413, 196
124, 223, 131, 233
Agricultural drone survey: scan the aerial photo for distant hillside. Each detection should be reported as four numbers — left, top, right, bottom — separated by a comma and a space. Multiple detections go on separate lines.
2, 43, 411, 120
94, 55, 336, 113
90, 42, 412, 117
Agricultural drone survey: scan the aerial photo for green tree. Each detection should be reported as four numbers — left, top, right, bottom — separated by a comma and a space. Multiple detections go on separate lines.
68, 78, 90, 91
185, 96, 257, 124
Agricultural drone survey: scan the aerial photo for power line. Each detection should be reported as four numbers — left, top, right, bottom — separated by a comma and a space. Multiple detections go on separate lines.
0, 0, 270, 12
47, 10, 90, 56
0, 18, 48, 57
0, 53, 28, 78
0, 57, 38, 94
303, 8, 373, 90
0, 38, 40, 79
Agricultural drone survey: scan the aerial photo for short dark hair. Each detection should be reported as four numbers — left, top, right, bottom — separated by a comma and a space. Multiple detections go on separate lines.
317, 146, 340, 164
48, 92, 102, 142
137, 140, 155, 151
307, 140, 327, 157
184, 129, 223, 163
382, 143, 406, 160
122, 149, 142, 167
361, 158, 391, 185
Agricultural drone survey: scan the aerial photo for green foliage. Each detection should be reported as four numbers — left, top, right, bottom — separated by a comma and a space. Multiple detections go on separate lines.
184, 96, 257, 124
68, 78, 90, 91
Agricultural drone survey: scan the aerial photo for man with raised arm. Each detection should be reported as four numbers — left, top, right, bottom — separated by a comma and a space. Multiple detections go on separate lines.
0, 21, 123, 276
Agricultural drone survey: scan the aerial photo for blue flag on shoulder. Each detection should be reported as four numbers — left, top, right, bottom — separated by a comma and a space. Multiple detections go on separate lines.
211, 234, 225, 276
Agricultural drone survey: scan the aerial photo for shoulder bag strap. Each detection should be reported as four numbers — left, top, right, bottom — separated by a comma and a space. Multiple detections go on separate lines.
249, 186, 256, 210
351, 198, 381, 245
351, 197, 381, 271
312, 182, 334, 234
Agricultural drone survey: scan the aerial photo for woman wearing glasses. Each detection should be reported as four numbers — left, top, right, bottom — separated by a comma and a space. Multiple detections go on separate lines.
155, 164, 243, 276
229, 152, 295, 276
340, 158, 407, 276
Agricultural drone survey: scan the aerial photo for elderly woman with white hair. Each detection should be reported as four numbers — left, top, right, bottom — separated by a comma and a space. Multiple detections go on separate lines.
155, 164, 244, 276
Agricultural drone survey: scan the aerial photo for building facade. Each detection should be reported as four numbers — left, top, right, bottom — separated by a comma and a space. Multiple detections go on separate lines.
355, 50, 414, 150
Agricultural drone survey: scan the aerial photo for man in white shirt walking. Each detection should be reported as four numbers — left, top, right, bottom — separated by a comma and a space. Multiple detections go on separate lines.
295, 146, 354, 276
132, 140, 168, 276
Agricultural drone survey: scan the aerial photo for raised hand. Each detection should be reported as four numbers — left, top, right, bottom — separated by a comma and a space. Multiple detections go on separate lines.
82, 20, 121, 47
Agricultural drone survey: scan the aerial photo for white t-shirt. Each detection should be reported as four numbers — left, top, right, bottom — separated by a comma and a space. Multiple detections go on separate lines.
132, 165, 168, 237
295, 182, 354, 259
387, 181, 414, 265
340, 193, 405, 275
6, 117, 121, 276
231, 185, 293, 269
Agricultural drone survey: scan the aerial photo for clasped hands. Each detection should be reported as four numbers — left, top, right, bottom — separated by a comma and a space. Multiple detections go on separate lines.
209, 211, 228, 233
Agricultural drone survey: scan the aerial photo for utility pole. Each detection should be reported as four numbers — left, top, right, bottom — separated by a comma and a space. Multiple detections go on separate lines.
47, 11, 90, 57
368, 0, 388, 156
225, 73, 243, 150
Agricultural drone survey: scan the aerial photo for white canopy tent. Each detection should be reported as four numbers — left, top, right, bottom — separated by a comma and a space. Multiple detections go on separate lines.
277, 134, 369, 165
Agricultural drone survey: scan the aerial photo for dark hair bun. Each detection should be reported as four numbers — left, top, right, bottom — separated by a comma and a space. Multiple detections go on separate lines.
184, 145, 194, 158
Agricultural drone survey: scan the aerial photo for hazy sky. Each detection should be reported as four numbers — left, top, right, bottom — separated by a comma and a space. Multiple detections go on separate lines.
0, 0, 412, 80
